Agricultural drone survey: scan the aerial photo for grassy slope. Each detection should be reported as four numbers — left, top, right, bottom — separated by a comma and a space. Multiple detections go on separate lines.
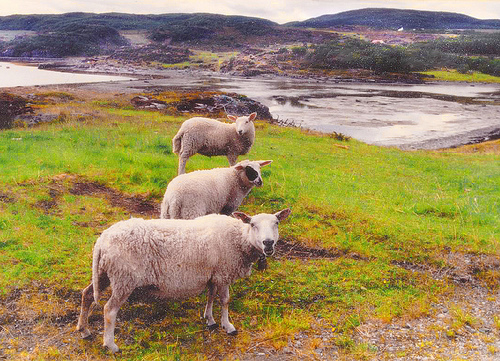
422, 70, 500, 83
0, 95, 499, 359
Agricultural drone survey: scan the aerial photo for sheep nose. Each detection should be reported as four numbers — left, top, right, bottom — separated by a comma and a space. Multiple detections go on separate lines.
255, 178, 262, 186
263, 239, 274, 247
238, 130, 243, 135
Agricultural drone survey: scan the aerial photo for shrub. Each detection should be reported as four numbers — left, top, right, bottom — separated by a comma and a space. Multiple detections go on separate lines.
291, 46, 307, 57
307, 36, 500, 76
0, 93, 32, 129
307, 39, 412, 73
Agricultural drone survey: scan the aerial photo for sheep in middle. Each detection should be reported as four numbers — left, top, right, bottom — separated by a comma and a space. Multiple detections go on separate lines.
160, 159, 272, 220
172, 112, 257, 175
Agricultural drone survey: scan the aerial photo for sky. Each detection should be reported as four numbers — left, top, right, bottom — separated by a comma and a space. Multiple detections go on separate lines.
0, 0, 499, 24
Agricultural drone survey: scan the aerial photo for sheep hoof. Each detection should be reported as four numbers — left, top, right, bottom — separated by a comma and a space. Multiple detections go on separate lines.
228, 330, 238, 336
77, 327, 92, 339
207, 323, 219, 331
105, 343, 120, 354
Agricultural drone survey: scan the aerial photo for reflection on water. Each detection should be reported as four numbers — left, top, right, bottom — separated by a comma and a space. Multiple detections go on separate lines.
0, 62, 132, 88
2, 63, 499, 148
195, 74, 500, 148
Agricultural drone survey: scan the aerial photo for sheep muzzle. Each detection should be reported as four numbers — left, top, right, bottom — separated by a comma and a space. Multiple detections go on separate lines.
263, 239, 275, 256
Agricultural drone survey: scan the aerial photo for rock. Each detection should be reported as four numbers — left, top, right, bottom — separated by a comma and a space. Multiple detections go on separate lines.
131, 92, 272, 120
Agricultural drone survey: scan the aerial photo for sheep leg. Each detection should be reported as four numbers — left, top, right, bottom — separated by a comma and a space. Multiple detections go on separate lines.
219, 285, 237, 335
227, 154, 238, 166
103, 290, 131, 353
177, 155, 189, 175
204, 282, 218, 329
76, 283, 94, 338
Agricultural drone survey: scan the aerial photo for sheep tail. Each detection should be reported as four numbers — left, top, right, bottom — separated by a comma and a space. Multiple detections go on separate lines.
160, 202, 170, 219
172, 131, 183, 154
92, 246, 102, 304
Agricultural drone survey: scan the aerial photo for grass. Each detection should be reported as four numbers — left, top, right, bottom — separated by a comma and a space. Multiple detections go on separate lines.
0, 91, 499, 359
161, 50, 239, 71
421, 70, 500, 83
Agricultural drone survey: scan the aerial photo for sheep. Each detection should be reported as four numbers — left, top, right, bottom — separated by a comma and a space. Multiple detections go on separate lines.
160, 159, 272, 220
76, 208, 292, 353
172, 112, 257, 175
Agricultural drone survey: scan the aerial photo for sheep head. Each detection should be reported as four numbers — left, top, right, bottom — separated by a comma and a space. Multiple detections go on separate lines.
233, 208, 292, 257
228, 112, 257, 137
234, 159, 272, 187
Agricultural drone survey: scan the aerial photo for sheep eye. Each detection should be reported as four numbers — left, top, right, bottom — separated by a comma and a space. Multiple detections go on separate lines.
245, 166, 258, 181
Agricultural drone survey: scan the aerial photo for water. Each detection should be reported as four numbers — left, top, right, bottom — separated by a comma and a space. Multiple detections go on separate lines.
2, 63, 499, 148
167, 73, 500, 148
0, 62, 132, 88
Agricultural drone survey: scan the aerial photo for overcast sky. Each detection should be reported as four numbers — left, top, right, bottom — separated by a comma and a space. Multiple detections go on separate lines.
0, 0, 499, 24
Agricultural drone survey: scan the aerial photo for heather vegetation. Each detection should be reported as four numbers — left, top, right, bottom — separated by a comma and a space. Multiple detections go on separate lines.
0, 23, 128, 57
306, 33, 500, 76
1, 10, 500, 79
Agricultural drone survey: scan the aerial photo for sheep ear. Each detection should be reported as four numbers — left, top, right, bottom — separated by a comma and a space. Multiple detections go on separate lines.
234, 164, 245, 171
227, 115, 238, 122
259, 160, 273, 167
232, 211, 252, 224
275, 208, 291, 222
248, 112, 257, 121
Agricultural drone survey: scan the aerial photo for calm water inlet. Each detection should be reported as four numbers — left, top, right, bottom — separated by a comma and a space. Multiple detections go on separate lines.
0, 62, 132, 88
2, 63, 500, 149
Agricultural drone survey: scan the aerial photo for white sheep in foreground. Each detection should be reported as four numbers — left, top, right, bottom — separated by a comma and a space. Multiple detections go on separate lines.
160, 159, 272, 219
172, 112, 257, 175
76, 208, 291, 353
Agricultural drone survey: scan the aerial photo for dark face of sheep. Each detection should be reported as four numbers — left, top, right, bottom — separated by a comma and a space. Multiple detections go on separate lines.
245, 165, 262, 186
235, 160, 272, 188
233, 208, 292, 257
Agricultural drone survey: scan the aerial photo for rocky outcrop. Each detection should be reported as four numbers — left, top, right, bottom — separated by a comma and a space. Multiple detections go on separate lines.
131, 92, 273, 120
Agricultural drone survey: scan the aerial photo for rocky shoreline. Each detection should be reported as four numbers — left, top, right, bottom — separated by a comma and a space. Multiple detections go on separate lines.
3, 56, 500, 150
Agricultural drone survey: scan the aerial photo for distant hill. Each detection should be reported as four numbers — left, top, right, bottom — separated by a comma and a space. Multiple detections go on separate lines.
287, 8, 500, 30
0, 12, 283, 56
0, 12, 278, 32
0, 12, 335, 56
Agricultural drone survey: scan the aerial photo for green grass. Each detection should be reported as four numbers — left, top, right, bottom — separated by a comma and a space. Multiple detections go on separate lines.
421, 70, 500, 83
0, 99, 499, 359
161, 50, 239, 71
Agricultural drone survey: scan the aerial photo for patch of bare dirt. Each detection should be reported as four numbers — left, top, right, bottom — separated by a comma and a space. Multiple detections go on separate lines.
0, 193, 15, 204
353, 284, 500, 360
275, 239, 340, 260
393, 251, 500, 286
34, 174, 160, 218
352, 252, 500, 360
0, 285, 83, 360
69, 180, 159, 217
275, 238, 369, 262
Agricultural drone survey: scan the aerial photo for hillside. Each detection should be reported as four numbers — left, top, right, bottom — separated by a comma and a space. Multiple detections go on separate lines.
287, 8, 500, 29
0, 12, 278, 31
0, 13, 284, 57
0, 12, 333, 56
